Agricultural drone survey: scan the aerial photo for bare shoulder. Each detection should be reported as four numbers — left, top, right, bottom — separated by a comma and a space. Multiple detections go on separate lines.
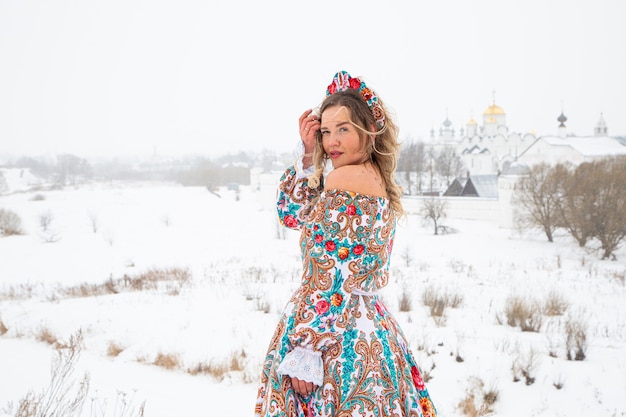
324, 164, 386, 198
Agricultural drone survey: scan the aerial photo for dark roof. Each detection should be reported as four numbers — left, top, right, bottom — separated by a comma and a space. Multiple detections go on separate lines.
443, 178, 466, 196
463, 175, 499, 198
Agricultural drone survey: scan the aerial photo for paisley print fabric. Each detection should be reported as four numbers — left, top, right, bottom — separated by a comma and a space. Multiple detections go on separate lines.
255, 166, 436, 417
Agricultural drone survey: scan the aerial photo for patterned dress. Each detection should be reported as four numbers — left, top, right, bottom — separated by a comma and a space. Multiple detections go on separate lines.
255, 165, 436, 417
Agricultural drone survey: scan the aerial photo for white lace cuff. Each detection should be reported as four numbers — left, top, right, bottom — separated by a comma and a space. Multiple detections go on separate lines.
294, 157, 314, 179
276, 346, 323, 386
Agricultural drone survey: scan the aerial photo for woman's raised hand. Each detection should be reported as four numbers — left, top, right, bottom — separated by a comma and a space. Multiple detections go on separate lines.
299, 109, 320, 155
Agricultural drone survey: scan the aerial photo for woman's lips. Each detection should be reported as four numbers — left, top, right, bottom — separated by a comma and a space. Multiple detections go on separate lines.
329, 151, 342, 159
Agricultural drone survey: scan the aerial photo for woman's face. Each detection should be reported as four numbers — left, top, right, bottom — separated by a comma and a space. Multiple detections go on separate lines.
320, 105, 369, 169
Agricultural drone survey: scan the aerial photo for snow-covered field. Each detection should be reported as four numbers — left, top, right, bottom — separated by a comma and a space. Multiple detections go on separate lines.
1, 170, 625, 416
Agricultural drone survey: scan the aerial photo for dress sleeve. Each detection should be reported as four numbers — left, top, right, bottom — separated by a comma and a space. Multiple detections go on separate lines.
276, 164, 322, 231
277, 190, 393, 385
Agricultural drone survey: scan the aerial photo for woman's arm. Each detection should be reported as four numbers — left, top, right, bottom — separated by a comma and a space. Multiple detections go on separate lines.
277, 190, 389, 388
276, 165, 322, 230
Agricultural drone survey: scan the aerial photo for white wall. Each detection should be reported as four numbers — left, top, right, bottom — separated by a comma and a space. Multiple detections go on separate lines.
402, 195, 510, 227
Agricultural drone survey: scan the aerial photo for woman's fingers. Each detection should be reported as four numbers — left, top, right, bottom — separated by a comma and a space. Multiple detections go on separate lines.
299, 109, 320, 151
291, 376, 315, 397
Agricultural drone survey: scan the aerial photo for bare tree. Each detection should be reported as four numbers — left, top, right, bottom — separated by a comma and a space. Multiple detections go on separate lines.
398, 139, 426, 195
420, 197, 447, 235
513, 163, 562, 242
435, 146, 465, 189
426, 146, 438, 194
56, 154, 92, 186
587, 157, 626, 259
555, 162, 595, 247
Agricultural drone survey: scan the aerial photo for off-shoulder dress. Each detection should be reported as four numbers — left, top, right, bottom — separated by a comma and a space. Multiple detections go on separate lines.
255, 165, 437, 417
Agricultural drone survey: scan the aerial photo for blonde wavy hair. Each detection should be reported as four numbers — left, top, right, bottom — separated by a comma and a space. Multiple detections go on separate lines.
308, 89, 404, 216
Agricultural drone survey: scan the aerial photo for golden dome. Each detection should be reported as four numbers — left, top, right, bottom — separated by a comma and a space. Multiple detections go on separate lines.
467, 118, 477, 125
483, 104, 505, 115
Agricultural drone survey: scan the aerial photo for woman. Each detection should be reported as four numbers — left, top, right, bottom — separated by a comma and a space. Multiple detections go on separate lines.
255, 71, 436, 417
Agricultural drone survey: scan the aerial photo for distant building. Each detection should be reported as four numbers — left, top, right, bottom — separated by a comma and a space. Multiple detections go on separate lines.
435, 99, 626, 200
518, 134, 626, 167
431, 95, 537, 176
443, 175, 499, 198
430, 97, 625, 178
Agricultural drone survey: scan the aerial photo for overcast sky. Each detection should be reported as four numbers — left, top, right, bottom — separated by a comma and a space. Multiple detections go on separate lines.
1, 0, 625, 159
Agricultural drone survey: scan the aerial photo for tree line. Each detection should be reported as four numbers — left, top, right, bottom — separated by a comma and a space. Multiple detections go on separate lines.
397, 140, 465, 195
513, 156, 626, 259
6, 154, 254, 188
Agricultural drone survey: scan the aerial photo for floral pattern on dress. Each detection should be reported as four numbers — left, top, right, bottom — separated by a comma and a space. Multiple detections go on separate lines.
255, 165, 436, 417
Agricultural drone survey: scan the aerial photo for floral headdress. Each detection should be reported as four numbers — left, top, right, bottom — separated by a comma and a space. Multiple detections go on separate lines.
325, 70, 385, 130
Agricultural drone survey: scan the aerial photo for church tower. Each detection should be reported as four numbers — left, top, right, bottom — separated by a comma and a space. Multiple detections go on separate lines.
438, 108, 456, 141
482, 91, 506, 136
466, 111, 478, 136
557, 111, 568, 137
594, 113, 608, 136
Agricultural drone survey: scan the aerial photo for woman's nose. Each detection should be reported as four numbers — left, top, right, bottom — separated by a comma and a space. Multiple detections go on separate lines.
326, 132, 340, 146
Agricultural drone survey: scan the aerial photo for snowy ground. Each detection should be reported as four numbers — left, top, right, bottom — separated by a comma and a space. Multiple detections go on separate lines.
0, 171, 625, 416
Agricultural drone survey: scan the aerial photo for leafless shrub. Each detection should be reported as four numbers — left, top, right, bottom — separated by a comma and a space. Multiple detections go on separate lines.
187, 349, 247, 381
0, 317, 8, 335
544, 328, 561, 358
30, 194, 46, 201
553, 374, 565, 390
398, 285, 412, 312
457, 376, 499, 417
153, 352, 180, 370
39, 211, 54, 232
565, 316, 587, 361
398, 246, 413, 268
542, 290, 569, 316
449, 258, 467, 274
447, 292, 464, 308
0, 282, 41, 301
454, 333, 466, 363
14, 331, 90, 417
611, 269, 625, 286
106, 341, 125, 357
37, 210, 62, 242
512, 347, 540, 385
255, 298, 271, 314
243, 266, 265, 282
58, 267, 192, 299
242, 266, 269, 300
36, 327, 60, 347
418, 362, 436, 383
422, 286, 464, 326
103, 230, 115, 246
90, 390, 145, 417
422, 287, 447, 325
0, 208, 24, 236
501, 295, 543, 332
88, 212, 99, 233
274, 215, 286, 240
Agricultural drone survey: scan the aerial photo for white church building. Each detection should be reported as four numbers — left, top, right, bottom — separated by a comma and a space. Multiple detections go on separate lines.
430, 98, 626, 179
414, 98, 626, 228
